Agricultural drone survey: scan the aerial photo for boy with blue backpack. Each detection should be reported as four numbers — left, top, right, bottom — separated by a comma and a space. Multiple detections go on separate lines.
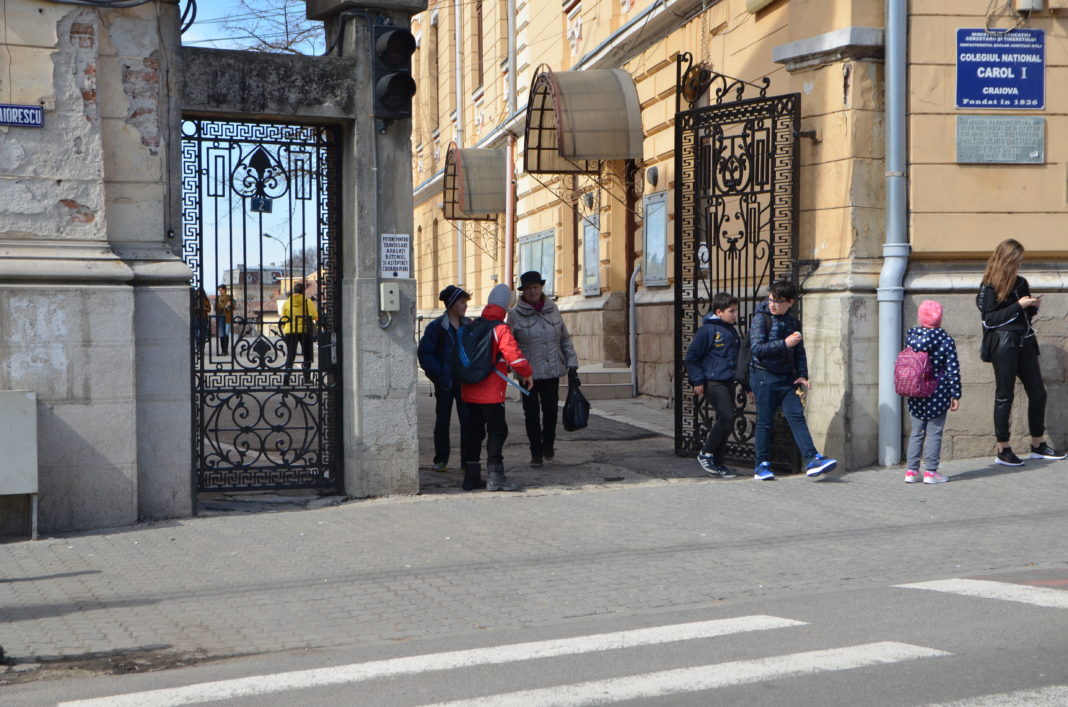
748, 279, 837, 480
455, 284, 534, 492
684, 291, 745, 478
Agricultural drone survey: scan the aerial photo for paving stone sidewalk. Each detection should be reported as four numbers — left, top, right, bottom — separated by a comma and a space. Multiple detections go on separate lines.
2, 392, 1066, 679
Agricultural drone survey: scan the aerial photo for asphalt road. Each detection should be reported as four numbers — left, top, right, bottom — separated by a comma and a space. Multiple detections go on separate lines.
6, 568, 1067, 706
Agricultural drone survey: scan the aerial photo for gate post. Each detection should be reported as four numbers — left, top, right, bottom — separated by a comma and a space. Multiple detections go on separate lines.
329, 2, 427, 497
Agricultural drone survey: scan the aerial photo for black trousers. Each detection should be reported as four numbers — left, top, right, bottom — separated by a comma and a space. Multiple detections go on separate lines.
992, 335, 1046, 442
522, 377, 560, 458
283, 331, 315, 370
433, 383, 467, 465
701, 381, 735, 460
462, 402, 508, 468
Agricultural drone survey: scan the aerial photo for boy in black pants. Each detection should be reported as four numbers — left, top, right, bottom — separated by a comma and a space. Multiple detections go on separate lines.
684, 292, 745, 478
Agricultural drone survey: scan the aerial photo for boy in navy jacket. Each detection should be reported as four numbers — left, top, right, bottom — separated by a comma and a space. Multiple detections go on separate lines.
685, 292, 744, 478
417, 285, 471, 474
748, 279, 837, 480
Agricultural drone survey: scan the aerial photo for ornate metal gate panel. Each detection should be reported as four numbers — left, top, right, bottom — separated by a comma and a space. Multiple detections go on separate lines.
673, 54, 802, 472
182, 119, 342, 492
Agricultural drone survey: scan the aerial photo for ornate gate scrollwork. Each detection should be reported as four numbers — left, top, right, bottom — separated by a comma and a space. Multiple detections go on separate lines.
182, 119, 342, 492
673, 53, 803, 473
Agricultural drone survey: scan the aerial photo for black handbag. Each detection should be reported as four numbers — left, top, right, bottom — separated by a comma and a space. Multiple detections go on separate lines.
562, 373, 590, 431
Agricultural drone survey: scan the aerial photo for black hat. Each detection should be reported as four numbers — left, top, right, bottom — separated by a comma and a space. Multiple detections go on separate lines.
438, 284, 470, 309
518, 271, 546, 291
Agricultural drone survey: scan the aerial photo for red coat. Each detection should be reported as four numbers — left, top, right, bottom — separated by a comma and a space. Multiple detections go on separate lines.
460, 304, 533, 404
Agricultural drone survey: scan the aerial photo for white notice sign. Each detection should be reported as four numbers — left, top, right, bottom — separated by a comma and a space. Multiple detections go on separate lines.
380, 233, 411, 278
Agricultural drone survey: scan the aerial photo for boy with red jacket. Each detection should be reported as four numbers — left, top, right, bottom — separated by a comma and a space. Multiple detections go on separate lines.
461, 284, 534, 491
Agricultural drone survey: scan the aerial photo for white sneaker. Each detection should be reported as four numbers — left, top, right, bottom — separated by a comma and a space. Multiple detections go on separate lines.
905, 469, 921, 483
923, 470, 949, 484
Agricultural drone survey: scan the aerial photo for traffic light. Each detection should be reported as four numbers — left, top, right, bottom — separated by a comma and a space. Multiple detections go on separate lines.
372, 25, 417, 120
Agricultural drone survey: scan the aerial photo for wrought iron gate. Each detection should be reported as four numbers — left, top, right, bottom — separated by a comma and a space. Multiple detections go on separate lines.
673, 53, 803, 472
182, 119, 342, 492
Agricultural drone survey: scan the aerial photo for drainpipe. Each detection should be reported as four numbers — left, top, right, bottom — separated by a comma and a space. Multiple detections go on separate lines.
629, 261, 642, 397
453, 1, 465, 286
877, 0, 909, 465
504, 0, 517, 289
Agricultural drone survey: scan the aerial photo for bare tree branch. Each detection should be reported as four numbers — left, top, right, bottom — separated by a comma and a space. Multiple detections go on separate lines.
220, 0, 324, 55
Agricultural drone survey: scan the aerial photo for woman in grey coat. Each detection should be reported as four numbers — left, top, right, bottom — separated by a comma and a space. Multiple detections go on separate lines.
507, 271, 579, 465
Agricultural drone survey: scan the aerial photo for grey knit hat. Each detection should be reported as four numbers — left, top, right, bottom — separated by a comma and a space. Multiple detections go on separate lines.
487, 284, 513, 310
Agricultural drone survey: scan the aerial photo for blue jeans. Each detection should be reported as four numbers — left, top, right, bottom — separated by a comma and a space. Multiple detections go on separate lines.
752, 369, 817, 465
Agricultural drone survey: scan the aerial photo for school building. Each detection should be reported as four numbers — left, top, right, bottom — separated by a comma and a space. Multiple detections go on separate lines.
410, 0, 1068, 470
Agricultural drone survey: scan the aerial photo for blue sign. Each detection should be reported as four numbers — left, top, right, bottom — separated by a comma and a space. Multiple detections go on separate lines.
0, 104, 43, 128
957, 28, 1044, 109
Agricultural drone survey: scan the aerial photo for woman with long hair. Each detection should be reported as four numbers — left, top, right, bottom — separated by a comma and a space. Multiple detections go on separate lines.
977, 238, 1064, 466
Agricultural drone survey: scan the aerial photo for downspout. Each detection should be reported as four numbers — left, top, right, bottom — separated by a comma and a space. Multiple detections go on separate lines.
504, 0, 517, 289
877, 0, 909, 465
453, 1, 465, 286
629, 261, 642, 397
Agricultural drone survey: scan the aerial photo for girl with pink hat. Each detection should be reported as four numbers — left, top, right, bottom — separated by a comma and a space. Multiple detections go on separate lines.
902, 300, 961, 484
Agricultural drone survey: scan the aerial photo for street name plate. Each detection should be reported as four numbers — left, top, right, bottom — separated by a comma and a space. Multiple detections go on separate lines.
956, 115, 1044, 164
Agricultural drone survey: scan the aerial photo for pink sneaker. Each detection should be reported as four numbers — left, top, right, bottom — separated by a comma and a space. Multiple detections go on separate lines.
923, 470, 949, 484
905, 469, 921, 483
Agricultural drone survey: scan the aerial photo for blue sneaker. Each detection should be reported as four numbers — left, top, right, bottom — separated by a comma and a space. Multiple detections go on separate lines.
805, 454, 838, 477
754, 462, 775, 480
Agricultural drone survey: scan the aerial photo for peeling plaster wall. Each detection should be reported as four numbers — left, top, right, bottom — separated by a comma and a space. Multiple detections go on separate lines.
0, 1, 189, 535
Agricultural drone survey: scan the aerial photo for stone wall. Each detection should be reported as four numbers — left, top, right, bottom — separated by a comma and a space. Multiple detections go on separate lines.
634, 295, 675, 400
905, 263, 1068, 461
557, 291, 627, 367
0, 2, 190, 535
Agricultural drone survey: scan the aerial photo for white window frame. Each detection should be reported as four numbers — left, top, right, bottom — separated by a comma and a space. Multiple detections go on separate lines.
519, 229, 555, 295
643, 191, 669, 286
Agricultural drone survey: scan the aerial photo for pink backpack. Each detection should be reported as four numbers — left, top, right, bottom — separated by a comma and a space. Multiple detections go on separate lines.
894, 347, 937, 397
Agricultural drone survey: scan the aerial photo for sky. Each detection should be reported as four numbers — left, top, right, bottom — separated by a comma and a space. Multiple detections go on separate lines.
180, 0, 252, 50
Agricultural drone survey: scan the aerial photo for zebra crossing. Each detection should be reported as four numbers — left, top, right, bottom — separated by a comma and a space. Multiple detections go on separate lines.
59, 577, 1067, 707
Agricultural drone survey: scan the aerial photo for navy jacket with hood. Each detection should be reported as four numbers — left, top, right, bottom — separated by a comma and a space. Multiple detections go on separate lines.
685, 313, 742, 386
417, 314, 469, 390
749, 300, 808, 379
903, 325, 962, 420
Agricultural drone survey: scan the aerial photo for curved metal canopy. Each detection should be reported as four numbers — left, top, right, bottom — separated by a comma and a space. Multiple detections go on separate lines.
443, 144, 505, 221
523, 67, 644, 175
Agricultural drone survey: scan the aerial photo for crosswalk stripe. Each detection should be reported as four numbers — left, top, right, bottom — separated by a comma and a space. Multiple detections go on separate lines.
58, 615, 806, 707
924, 685, 1068, 706
897, 579, 1068, 609
422, 642, 950, 707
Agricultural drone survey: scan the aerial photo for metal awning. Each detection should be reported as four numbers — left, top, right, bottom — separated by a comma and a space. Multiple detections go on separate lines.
523, 67, 644, 175
443, 144, 505, 221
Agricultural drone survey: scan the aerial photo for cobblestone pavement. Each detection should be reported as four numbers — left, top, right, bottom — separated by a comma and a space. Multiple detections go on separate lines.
2, 392, 1066, 677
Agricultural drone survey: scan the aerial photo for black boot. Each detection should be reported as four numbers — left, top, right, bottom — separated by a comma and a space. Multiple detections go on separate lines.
220, 337, 229, 355
462, 463, 486, 491
487, 463, 521, 492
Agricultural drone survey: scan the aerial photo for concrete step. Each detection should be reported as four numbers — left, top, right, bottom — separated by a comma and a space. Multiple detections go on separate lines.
564, 382, 633, 400
559, 366, 633, 400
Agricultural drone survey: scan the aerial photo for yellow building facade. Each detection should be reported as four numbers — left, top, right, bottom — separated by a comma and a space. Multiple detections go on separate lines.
411, 0, 1068, 468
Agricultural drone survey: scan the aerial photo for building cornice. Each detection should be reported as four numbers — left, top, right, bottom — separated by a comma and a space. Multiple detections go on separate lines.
772, 26, 884, 72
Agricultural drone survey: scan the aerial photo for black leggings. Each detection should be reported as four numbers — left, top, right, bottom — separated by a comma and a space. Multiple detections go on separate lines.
992, 336, 1046, 443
